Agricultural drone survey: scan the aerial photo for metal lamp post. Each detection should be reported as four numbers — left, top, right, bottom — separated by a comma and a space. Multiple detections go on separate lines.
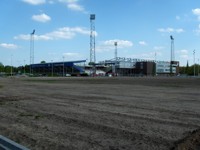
24, 60, 26, 74
193, 50, 195, 77
170, 35, 174, 75
198, 58, 199, 76
63, 56, 65, 77
51, 60, 53, 77
11, 55, 13, 76
114, 42, 118, 76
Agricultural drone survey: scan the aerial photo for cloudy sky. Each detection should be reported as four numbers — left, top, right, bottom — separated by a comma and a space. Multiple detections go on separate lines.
0, 0, 200, 66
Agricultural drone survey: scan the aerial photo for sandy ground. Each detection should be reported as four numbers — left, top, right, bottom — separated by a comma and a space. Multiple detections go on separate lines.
0, 77, 200, 150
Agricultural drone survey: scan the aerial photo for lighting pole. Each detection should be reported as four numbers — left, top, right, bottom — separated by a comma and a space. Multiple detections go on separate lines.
30, 29, 35, 75
170, 35, 174, 75
63, 56, 65, 77
90, 14, 96, 76
24, 60, 26, 74
51, 60, 53, 77
198, 58, 199, 76
193, 50, 195, 77
11, 55, 13, 76
114, 42, 117, 76
155, 52, 157, 75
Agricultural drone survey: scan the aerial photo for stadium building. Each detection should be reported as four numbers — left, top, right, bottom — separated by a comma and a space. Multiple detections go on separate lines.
30, 57, 179, 77
30, 60, 86, 76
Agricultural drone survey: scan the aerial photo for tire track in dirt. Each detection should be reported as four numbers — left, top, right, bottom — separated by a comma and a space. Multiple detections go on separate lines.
42, 113, 174, 150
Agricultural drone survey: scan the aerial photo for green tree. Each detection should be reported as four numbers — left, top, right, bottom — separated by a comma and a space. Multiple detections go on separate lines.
185, 60, 189, 75
40, 61, 46, 64
0, 62, 4, 72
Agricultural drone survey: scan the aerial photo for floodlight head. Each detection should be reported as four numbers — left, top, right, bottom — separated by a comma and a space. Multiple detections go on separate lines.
90, 14, 95, 20
114, 42, 117, 46
170, 35, 174, 40
31, 29, 35, 35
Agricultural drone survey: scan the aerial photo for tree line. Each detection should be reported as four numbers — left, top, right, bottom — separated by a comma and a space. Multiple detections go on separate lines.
0, 62, 29, 75
179, 63, 200, 76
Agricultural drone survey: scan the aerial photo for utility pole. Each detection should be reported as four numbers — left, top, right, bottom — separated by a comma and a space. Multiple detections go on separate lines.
170, 35, 174, 75
193, 50, 196, 77
30, 29, 35, 75
11, 55, 13, 76
24, 60, 26, 74
90, 14, 96, 76
51, 60, 53, 77
198, 58, 199, 76
155, 52, 157, 75
63, 56, 65, 77
114, 42, 118, 76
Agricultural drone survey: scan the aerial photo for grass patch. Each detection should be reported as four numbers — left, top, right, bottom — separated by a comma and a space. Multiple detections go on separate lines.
19, 112, 43, 120
19, 112, 34, 117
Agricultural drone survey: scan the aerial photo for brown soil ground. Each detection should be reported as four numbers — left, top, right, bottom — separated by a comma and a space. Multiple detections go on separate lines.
0, 77, 200, 150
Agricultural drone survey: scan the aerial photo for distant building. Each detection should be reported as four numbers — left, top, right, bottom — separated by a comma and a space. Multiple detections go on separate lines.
99, 57, 179, 76
156, 61, 179, 75
31, 60, 86, 76
135, 62, 156, 76
30, 57, 179, 77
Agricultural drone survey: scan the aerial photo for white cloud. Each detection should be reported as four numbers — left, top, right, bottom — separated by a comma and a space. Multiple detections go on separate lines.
67, 3, 84, 12
0, 43, 18, 49
192, 8, 200, 15
22, 0, 86, 13
178, 49, 188, 55
22, 0, 46, 5
14, 27, 92, 41
176, 29, 184, 33
58, 0, 86, 13
139, 41, 147, 46
176, 49, 189, 59
158, 28, 184, 33
58, 0, 78, 3
104, 40, 133, 47
96, 39, 133, 53
103, 39, 133, 48
192, 8, 200, 21
32, 13, 51, 23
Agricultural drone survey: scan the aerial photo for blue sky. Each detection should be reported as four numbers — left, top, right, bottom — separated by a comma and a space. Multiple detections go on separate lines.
1, 0, 200, 66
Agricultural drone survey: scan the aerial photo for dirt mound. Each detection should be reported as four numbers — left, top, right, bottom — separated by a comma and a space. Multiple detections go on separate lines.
172, 129, 200, 150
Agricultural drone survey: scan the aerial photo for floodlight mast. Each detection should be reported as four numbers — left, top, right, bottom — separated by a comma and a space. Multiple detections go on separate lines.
114, 42, 118, 60
170, 35, 174, 75
30, 29, 35, 74
90, 14, 96, 76
193, 50, 196, 76
114, 42, 118, 75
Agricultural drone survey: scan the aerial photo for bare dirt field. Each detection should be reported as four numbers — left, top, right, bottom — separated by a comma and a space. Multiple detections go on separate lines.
0, 77, 200, 150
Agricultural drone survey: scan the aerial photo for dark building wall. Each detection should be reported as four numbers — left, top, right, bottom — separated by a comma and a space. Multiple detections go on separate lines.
135, 62, 156, 76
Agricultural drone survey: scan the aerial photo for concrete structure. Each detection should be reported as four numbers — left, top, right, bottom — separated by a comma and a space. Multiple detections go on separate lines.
156, 61, 179, 75
29, 57, 179, 77
31, 60, 86, 76
99, 57, 156, 76
99, 57, 179, 76
135, 62, 156, 76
